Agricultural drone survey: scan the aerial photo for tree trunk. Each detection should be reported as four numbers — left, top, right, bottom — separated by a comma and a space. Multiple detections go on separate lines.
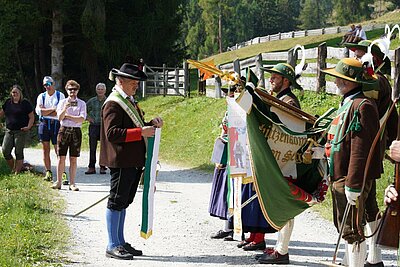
50, 9, 64, 90
33, 41, 41, 95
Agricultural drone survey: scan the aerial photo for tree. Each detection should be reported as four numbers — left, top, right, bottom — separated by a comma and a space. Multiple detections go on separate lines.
181, 0, 205, 59
299, 0, 332, 29
333, 0, 374, 25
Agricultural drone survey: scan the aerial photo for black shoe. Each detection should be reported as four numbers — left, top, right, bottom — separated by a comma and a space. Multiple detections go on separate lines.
258, 250, 289, 264
237, 240, 250, 248
255, 247, 275, 259
210, 230, 233, 239
223, 232, 234, 241
365, 262, 384, 267
243, 241, 266, 251
122, 243, 143, 256
106, 246, 134, 260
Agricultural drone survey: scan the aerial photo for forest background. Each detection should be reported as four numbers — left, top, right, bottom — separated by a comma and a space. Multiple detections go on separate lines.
0, 0, 399, 103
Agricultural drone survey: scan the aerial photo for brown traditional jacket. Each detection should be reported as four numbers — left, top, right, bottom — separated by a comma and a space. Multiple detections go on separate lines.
276, 87, 301, 109
331, 91, 381, 191
99, 100, 150, 168
375, 73, 398, 162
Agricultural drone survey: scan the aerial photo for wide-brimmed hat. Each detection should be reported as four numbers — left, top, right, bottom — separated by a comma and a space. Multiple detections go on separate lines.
109, 63, 147, 81
321, 58, 377, 84
344, 40, 391, 75
261, 63, 302, 90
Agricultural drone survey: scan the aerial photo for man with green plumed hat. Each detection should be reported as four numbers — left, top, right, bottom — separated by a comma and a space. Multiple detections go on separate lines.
255, 62, 301, 265
322, 58, 382, 267
261, 63, 301, 108
344, 38, 397, 267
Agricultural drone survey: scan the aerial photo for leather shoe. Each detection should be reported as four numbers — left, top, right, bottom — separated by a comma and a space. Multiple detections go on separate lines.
100, 166, 107, 174
242, 241, 266, 251
210, 230, 233, 239
106, 246, 133, 260
254, 247, 275, 260
237, 240, 250, 248
85, 168, 96, 175
223, 232, 234, 241
364, 262, 384, 267
122, 243, 143, 256
258, 250, 289, 264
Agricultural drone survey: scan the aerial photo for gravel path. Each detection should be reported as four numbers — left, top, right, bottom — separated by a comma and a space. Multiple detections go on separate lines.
24, 148, 397, 266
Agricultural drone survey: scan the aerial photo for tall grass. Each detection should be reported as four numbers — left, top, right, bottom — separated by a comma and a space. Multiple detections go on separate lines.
0, 159, 69, 266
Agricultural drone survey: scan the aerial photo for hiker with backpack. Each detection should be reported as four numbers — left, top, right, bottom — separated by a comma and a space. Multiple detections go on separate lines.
35, 76, 66, 184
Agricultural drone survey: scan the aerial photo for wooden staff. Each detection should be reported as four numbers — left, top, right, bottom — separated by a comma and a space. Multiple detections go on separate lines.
255, 88, 317, 123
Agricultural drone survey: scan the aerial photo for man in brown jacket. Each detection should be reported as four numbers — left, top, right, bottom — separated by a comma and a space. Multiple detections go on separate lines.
100, 63, 163, 260
322, 58, 381, 267
345, 39, 398, 267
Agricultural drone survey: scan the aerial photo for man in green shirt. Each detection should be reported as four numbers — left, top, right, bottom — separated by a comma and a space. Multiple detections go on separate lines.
85, 83, 107, 174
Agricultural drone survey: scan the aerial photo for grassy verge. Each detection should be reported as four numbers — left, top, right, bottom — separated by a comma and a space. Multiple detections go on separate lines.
0, 159, 69, 266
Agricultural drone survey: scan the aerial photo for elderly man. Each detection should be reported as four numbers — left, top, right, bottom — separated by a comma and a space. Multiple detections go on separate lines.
35, 76, 66, 182
85, 83, 107, 175
322, 58, 381, 267
344, 39, 398, 267
100, 63, 163, 260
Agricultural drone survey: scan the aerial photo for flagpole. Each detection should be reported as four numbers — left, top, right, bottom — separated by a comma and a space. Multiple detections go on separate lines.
73, 194, 109, 217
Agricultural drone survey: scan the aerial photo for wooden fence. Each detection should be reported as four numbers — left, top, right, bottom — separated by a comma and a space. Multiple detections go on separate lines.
205, 43, 400, 98
227, 23, 387, 51
141, 61, 189, 98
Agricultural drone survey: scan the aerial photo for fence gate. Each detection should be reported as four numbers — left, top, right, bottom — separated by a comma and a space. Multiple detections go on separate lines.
141, 62, 189, 98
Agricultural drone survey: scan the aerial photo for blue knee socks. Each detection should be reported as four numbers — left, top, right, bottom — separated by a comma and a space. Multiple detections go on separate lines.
117, 209, 126, 245
106, 208, 122, 250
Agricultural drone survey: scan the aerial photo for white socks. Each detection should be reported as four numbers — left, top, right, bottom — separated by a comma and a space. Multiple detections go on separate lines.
223, 220, 231, 232
365, 219, 382, 264
275, 218, 294, 255
341, 241, 348, 266
347, 241, 367, 267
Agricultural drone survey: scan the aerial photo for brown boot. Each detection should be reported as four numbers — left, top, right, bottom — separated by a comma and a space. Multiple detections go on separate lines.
85, 167, 96, 175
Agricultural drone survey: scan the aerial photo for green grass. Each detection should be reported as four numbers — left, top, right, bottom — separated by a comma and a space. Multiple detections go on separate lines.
140, 95, 226, 172
0, 159, 69, 266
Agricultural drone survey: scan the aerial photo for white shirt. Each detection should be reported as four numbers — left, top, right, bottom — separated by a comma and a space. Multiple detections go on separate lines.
35, 90, 65, 120
355, 28, 367, 40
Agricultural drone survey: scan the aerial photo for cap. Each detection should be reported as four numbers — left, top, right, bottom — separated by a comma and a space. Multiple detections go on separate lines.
43, 76, 54, 85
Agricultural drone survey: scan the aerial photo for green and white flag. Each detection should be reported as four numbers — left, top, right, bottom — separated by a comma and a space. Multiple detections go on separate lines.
238, 83, 331, 230
141, 128, 161, 239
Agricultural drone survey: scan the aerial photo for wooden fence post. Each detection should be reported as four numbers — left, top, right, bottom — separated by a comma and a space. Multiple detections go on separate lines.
287, 48, 297, 68
317, 42, 327, 93
215, 65, 222, 98
163, 64, 167, 97
175, 67, 179, 95
393, 47, 400, 100
233, 58, 241, 75
256, 54, 265, 88
142, 65, 147, 98
183, 60, 189, 97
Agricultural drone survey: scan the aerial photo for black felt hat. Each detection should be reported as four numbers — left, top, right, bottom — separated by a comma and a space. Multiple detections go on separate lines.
109, 63, 148, 81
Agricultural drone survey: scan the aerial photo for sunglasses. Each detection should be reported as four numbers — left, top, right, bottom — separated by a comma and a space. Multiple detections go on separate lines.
43, 83, 52, 87
67, 87, 78, 91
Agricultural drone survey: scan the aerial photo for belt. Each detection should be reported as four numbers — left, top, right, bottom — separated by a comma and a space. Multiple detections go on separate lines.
41, 118, 59, 123
61, 126, 80, 130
